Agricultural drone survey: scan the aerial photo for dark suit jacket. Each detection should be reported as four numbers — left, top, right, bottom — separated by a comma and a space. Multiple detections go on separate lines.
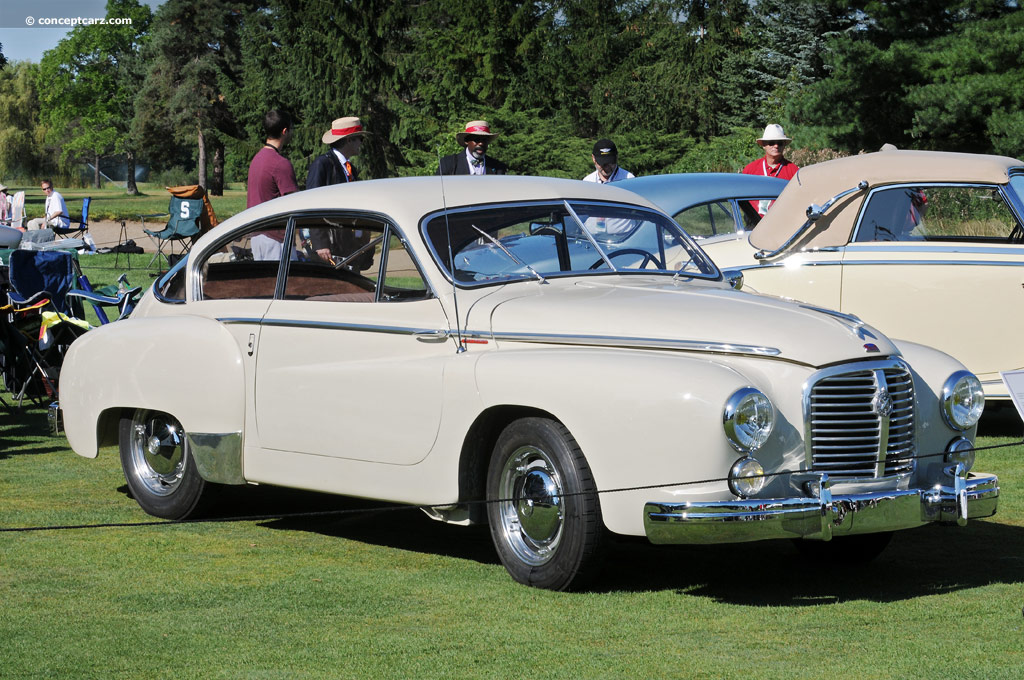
437, 152, 508, 176
307, 151, 357, 189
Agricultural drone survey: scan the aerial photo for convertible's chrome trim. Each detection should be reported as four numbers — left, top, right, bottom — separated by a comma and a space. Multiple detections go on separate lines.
843, 243, 1024, 255
732, 257, 1024, 273
480, 330, 782, 357
755, 180, 868, 260
644, 469, 999, 544
187, 431, 245, 485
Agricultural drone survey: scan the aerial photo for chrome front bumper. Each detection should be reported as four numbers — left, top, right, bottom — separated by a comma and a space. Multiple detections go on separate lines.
643, 466, 999, 545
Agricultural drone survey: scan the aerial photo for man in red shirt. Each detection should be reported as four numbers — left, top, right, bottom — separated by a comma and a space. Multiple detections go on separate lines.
247, 109, 299, 259
742, 124, 798, 216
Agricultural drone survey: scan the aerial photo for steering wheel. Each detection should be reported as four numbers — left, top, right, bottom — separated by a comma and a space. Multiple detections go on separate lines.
589, 248, 662, 270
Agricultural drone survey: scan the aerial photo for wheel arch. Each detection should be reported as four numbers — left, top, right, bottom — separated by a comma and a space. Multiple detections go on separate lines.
457, 404, 559, 524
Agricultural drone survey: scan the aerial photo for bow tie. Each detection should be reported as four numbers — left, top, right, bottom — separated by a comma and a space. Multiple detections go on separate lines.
471, 158, 483, 167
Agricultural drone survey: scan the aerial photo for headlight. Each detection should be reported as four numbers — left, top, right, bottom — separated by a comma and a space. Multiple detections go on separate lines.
723, 387, 775, 452
945, 437, 976, 472
728, 457, 766, 498
941, 371, 984, 431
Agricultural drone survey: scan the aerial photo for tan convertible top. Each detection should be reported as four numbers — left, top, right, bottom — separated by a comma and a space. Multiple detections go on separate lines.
749, 150, 1024, 253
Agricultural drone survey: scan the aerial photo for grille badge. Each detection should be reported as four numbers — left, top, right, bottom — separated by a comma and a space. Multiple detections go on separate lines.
872, 388, 893, 418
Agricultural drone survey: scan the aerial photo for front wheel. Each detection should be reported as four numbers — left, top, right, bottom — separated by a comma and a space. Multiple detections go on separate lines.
119, 409, 207, 519
486, 417, 606, 590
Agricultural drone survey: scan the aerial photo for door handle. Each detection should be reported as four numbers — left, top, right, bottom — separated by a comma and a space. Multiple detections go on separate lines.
413, 329, 450, 342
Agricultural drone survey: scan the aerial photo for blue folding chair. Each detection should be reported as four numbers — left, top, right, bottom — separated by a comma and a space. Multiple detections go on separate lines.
145, 196, 203, 268
52, 197, 91, 240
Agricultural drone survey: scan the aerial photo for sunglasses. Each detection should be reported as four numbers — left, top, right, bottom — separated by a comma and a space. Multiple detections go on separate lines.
762, 141, 787, 147
465, 136, 489, 144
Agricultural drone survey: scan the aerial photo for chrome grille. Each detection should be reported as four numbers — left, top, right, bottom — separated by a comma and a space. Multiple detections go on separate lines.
805, 361, 916, 479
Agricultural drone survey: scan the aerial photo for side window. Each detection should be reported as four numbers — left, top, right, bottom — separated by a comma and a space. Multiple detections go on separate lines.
674, 201, 734, 238
200, 218, 288, 300
284, 216, 385, 302
856, 185, 1019, 243
381, 234, 432, 301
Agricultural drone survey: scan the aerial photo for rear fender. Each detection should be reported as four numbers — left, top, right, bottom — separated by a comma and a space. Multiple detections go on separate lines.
60, 316, 246, 458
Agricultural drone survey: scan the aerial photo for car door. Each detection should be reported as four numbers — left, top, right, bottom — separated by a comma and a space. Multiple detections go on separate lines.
252, 215, 453, 465
839, 183, 1024, 389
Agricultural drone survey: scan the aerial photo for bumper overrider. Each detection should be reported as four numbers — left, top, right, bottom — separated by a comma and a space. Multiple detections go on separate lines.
643, 464, 999, 544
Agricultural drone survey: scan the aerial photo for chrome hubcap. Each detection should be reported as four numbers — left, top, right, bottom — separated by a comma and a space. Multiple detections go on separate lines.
498, 446, 564, 566
129, 410, 186, 496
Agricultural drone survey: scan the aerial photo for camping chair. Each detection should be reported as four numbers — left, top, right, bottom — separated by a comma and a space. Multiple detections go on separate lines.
52, 197, 91, 240
145, 195, 203, 269
2, 250, 139, 407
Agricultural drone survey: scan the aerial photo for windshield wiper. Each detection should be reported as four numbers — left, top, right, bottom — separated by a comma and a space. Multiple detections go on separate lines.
563, 201, 616, 270
468, 224, 547, 283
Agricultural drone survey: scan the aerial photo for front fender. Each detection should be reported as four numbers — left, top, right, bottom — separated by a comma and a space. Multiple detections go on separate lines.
474, 347, 763, 535
60, 315, 246, 458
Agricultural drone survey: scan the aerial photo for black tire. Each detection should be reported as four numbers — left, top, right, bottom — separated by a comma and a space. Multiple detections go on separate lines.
486, 417, 606, 590
119, 408, 207, 520
792, 531, 894, 565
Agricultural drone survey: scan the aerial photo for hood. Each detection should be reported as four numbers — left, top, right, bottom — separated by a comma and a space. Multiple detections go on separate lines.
476, 278, 897, 367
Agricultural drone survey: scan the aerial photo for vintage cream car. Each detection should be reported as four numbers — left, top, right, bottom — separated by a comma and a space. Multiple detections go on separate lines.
60, 176, 998, 590
700, 150, 1024, 401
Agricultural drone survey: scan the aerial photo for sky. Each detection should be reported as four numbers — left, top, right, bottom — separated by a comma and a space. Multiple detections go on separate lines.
0, 0, 164, 64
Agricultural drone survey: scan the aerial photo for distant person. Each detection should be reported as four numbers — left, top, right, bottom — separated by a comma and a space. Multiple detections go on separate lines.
742, 124, 799, 215
0, 183, 10, 223
247, 109, 299, 260
438, 120, 508, 175
307, 116, 366, 189
306, 116, 369, 264
26, 180, 70, 232
583, 138, 634, 183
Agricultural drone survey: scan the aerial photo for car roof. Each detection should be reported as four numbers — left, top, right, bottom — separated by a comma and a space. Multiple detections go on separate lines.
213, 175, 664, 236
618, 173, 789, 214
750, 150, 1024, 253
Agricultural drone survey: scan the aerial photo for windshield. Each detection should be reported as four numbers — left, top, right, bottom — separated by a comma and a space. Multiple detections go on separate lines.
423, 200, 719, 286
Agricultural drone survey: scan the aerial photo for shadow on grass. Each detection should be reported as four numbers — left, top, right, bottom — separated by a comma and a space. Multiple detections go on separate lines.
0, 402, 65, 458
158, 479, 1024, 602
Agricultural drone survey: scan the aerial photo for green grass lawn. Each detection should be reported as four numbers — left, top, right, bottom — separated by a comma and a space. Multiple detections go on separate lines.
5, 181, 247, 223
2, 391, 1023, 678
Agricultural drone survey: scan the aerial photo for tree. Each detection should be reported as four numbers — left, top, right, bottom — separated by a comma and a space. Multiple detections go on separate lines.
135, 0, 255, 194
37, 0, 152, 193
0, 62, 45, 178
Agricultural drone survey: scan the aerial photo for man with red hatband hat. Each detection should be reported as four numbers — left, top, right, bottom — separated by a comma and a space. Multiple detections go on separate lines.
438, 120, 508, 175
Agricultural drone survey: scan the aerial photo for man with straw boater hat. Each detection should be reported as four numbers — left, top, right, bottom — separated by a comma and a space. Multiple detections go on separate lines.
307, 116, 366, 188
742, 123, 799, 215
438, 120, 508, 175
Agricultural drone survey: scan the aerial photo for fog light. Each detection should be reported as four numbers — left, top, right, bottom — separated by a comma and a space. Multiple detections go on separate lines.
728, 457, 766, 498
945, 437, 975, 472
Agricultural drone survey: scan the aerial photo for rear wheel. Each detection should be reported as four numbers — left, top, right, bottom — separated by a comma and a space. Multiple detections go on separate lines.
486, 417, 606, 590
119, 409, 206, 519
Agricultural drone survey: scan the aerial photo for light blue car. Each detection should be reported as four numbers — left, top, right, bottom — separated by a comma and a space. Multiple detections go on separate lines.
618, 173, 789, 238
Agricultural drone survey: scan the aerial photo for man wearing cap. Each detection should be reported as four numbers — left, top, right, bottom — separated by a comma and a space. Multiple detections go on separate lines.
307, 116, 366, 189
438, 121, 508, 176
583, 139, 634, 184
742, 124, 798, 215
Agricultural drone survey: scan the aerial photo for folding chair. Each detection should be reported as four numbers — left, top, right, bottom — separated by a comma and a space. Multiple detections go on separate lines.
52, 197, 91, 240
145, 196, 203, 269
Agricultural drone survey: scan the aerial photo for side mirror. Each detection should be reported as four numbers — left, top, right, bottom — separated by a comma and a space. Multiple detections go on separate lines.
724, 269, 744, 290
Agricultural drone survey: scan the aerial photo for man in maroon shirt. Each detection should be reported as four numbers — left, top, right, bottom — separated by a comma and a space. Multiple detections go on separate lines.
742, 124, 799, 216
247, 109, 299, 259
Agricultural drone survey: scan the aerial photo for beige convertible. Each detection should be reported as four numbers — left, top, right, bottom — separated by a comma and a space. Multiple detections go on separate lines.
60, 176, 997, 590
700, 150, 1024, 400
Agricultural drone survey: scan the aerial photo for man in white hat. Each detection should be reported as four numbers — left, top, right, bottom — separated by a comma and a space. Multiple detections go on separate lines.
307, 116, 366, 189
438, 120, 508, 175
741, 124, 799, 215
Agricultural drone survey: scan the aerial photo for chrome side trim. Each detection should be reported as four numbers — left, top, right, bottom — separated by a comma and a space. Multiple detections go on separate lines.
187, 431, 245, 485
238, 317, 451, 337
843, 243, 1024, 255
485, 330, 781, 357
733, 258, 1024, 273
